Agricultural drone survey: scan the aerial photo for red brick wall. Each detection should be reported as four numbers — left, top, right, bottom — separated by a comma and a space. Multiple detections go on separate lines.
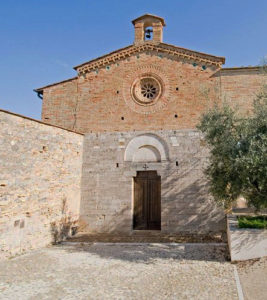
41, 54, 265, 133
219, 68, 265, 114
42, 78, 78, 130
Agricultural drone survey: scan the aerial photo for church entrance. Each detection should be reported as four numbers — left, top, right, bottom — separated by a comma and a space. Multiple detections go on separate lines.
133, 171, 161, 230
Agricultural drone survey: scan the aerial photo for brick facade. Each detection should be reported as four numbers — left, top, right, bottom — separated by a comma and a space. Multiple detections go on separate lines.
219, 67, 265, 113
40, 60, 265, 134
41, 54, 224, 133
36, 14, 231, 133
38, 49, 265, 134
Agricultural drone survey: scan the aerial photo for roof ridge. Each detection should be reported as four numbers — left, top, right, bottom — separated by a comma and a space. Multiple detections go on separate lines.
221, 66, 260, 70
74, 42, 225, 74
36, 43, 226, 92
35, 76, 77, 93
73, 45, 133, 70
131, 14, 166, 26
158, 42, 225, 61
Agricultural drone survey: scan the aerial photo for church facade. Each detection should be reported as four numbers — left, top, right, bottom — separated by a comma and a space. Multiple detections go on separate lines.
34, 14, 265, 236
2, 14, 266, 258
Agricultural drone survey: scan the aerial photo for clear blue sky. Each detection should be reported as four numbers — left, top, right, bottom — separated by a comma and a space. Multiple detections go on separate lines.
0, 0, 266, 119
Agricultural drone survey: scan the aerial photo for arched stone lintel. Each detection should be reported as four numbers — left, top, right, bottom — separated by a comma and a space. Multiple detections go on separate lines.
124, 134, 168, 162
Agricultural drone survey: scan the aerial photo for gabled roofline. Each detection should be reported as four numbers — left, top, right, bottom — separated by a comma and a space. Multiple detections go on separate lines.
74, 42, 225, 74
35, 43, 225, 93
162, 42, 225, 63
34, 76, 77, 93
73, 45, 133, 69
132, 14, 166, 26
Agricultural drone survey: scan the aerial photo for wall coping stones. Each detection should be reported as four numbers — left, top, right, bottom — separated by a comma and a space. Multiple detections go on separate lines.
227, 215, 267, 261
0, 109, 84, 135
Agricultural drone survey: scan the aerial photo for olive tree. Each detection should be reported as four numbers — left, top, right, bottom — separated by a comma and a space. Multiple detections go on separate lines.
198, 82, 267, 210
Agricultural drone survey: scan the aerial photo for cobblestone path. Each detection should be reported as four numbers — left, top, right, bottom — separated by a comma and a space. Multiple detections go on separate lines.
0, 243, 238, 300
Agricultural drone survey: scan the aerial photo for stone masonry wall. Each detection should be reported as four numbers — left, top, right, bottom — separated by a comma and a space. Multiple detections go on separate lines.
0, 110, 83, 260
80, 130, 225, 235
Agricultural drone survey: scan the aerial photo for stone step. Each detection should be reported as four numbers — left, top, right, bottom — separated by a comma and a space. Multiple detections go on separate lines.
130, 230, 162, 236
67, 232, 224, 243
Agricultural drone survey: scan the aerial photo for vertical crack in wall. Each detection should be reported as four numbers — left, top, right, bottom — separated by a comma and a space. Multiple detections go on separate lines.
72, 78, 80, 131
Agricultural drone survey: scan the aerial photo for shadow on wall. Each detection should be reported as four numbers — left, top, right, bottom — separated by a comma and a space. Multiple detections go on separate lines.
50, 198, 78, 244
161, 161, 225, 235
78, 175, 225, 237
78, 143, 225, 236
163, 176, 225, 234
79, 205, 131, 235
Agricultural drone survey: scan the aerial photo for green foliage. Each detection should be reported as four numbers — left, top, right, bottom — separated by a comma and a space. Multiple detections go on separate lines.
197, 85, 267, 210
238, 216, 267, 229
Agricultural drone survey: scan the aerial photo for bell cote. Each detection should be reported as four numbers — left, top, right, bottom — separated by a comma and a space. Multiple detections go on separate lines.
132, 14, 166, 45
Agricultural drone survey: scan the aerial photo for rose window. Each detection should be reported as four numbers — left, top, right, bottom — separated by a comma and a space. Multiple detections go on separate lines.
141, 82, 157, 99
131, 76, 162, 105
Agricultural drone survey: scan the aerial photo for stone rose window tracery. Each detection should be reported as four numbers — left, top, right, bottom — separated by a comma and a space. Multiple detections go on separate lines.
131, 76, 162, 106
123, 65, 170, 114
141, 80, 157, 99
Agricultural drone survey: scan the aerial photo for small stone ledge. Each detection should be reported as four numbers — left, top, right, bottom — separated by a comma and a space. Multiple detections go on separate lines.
227, 214, 267, 261
66, 232, 225, 243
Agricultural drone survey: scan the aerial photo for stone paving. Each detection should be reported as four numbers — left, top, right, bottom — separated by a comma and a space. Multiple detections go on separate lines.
0, 243, 238, 300
237, 256, 267, 300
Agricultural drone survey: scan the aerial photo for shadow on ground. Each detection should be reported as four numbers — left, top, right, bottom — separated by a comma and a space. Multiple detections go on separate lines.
57, 242, 228, 264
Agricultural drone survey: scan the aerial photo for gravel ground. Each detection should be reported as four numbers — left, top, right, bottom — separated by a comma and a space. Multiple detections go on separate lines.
0, 243, 238, 300
237, 256, 267, 300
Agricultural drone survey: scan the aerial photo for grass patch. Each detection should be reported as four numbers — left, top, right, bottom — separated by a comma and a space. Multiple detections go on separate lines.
238, 216, 267, 229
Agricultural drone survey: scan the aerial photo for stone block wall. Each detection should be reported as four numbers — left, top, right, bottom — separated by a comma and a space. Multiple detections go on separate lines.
0, 110, 83, 260
80, 130, 225, 235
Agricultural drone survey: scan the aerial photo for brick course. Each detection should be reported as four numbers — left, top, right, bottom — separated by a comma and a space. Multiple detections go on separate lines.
41, 53, 224, 133
40, 60, 265, 134
219, 67, 265, 114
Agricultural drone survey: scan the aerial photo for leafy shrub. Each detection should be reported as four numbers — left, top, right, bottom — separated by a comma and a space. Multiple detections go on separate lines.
238, 216, 267, 229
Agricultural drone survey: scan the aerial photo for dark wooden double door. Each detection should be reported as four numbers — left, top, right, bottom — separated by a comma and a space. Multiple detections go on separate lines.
133, 171, 161, 230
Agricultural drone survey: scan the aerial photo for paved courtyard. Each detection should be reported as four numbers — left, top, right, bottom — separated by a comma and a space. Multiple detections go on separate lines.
237, 256, 267, 300
0, 243, 238, 299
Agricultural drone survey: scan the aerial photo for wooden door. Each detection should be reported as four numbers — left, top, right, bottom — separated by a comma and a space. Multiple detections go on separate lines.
133, 171, 161, 230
